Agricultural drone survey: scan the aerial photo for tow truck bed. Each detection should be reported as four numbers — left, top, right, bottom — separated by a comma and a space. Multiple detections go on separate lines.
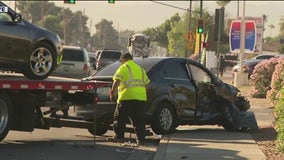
0, 73, 95, 90
0, 73, 113, 141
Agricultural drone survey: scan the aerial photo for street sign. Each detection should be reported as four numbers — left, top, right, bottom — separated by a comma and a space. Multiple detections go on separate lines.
229, 20, 256, 53
187, 43, 194, 50
185, 31, 195, 42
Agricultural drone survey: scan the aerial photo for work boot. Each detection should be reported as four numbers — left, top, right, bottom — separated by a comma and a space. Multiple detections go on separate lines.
106, 136, 125, 143
136, 139, 145, 145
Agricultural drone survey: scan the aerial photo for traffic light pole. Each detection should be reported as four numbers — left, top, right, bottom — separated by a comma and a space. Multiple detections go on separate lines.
198, 0, 203, 62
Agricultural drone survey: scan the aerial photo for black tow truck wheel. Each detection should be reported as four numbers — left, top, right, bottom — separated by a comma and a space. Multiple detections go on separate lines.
0, 93, 13, 141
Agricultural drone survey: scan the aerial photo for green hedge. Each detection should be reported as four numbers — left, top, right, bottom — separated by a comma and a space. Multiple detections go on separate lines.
274, 86, 284, 152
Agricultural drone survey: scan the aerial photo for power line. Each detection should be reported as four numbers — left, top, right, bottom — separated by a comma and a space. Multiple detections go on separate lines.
150, 1, 200, 14
150, 1, 187, 11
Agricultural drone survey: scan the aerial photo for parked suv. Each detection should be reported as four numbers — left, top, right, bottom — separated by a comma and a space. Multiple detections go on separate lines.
52, 46, 92, 79
95, 49, 122, 70
0, 2, 63, 79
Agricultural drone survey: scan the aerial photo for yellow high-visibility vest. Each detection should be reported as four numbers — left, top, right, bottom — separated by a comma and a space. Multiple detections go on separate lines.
113, 60, 150, 102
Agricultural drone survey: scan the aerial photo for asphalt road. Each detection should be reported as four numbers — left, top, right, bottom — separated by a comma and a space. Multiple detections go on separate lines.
0, 127, 160, 160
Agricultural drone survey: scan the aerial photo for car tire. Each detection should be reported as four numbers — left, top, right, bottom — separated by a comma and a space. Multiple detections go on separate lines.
87, 121, 110, 136
221, 100, 244, 132
0, 93, 13, 141
151, 102, 177, 135
23, 42, 56, 80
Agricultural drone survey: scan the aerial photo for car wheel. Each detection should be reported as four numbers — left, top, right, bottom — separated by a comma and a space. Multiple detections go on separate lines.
23, 42, 56, 79
87, 122, 110, 136
151, 102, 176, 135
0, 94, 13, 141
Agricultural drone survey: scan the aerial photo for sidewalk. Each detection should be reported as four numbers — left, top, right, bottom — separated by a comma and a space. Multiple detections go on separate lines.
153, 126, 266, 160
153, 71, 269, 160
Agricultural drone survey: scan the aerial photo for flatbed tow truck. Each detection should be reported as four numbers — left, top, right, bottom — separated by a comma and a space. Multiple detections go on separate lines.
0, 72, 111, 141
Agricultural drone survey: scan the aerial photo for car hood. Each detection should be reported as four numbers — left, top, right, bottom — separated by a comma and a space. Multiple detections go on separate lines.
215, 81, 240, 102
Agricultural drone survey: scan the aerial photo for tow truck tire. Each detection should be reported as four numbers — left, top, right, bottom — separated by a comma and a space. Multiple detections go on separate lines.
0, 94, 13, 141
23, 42, 57, 80
87, 122, 110, 136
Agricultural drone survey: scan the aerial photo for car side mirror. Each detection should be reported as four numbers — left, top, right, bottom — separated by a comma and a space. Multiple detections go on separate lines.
13, 13, 22, 23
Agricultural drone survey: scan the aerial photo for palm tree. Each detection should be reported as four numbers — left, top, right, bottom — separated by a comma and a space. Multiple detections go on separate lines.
216, 0, 230, 9
279, 16, 284, 37
268, 24, 275, 37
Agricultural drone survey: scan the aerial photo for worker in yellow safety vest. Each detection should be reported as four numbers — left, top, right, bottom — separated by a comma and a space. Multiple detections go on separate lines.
109, 52, 150, 145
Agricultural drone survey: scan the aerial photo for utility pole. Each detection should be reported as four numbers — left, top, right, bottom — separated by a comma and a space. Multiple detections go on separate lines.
63, 5, 66, 45
89, 18, 92, 36
185, 0, 192, 58
41, 1, 45, 26
14, 0, 17, 12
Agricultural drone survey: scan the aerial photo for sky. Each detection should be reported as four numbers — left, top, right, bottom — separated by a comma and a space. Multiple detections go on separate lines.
3, 1, 283, 38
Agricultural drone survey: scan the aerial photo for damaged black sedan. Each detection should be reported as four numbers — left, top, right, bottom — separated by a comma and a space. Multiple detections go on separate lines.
77, 57, 258, 135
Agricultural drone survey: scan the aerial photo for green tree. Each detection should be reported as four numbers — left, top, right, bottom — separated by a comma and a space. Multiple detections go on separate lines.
17, 1, 55, 25
119, 29, 136, 52
143, 13, 181, 56
167, 14, 185, 57
216, 0, 230, 8
17, 1, 92, 48
280, 16, 284, 37
92, 19, 119, 50
44, 15, 63, 38
143, 16, 176, 50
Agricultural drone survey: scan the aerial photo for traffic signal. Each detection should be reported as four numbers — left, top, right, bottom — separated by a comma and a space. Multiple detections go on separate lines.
214, 8, 224, 41
202, 42, 208, 48
197, 19, 204, 34
108, 0, 115, 3
64, 0, 75, 4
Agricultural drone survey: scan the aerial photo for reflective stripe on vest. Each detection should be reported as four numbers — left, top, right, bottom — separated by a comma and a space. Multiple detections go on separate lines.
119, 64, 145, 91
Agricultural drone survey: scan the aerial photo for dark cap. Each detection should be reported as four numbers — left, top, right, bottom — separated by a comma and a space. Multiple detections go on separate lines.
120, 52, 133, 62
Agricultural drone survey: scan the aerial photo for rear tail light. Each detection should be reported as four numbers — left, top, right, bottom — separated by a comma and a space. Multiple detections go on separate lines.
93, 92, 99, 103
94, 96, 99, 103
83, 63, 88, 72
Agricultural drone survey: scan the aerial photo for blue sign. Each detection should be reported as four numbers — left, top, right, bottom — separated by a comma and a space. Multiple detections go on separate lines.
229, 20, 256, 53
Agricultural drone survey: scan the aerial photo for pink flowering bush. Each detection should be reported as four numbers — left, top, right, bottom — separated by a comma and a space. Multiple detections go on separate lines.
267, 57, 284, 104
249, 58, 279, 98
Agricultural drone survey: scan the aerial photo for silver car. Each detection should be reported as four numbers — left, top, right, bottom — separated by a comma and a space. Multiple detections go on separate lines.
52, 46, 92, 79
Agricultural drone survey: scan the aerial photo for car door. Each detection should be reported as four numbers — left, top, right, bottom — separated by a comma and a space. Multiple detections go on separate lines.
187, 64, 218, 115
161, 59, 196, 118
0, 9, 30, 62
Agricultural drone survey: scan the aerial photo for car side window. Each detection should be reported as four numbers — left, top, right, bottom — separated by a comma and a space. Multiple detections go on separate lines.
0, 13, 12, 22
188, 65, 211, 83
162, 61, 189, 80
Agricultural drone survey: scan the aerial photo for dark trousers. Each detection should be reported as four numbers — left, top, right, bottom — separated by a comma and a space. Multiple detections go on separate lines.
113, 100, 146, 141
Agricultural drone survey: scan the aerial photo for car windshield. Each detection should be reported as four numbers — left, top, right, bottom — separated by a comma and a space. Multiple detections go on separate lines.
100, 51, 121, 59
62, 49, 84, 61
